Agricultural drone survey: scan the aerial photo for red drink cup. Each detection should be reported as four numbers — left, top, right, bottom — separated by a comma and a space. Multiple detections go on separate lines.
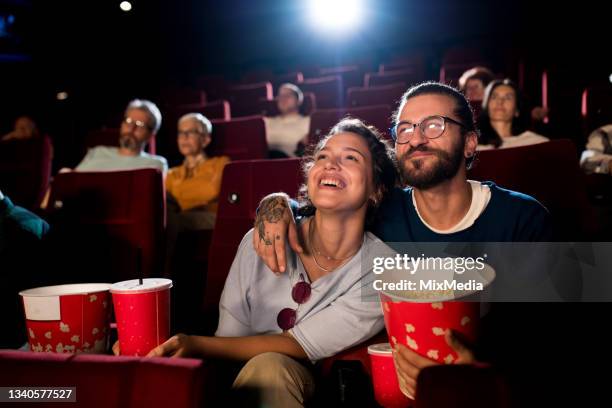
19, 283, 112, 354
368, 343, 412, 408
110, 278, 173, 356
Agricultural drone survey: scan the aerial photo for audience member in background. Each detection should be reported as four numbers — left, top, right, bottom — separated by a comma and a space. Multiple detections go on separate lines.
164, 113, 229, 275
75, 99, 168, 173
264, 83, 311, 158
121, 119, 398, 408
458, 66, 495, 103
580, 123, 612, 174
1, 115, 40, 141
0, 189, 49, 348
459, 68, 549, 124
477, 79, 549, 150
166, 113, 230, 227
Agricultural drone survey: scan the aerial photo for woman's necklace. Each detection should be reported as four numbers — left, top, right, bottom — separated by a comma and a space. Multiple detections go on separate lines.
308, 218, 360, 273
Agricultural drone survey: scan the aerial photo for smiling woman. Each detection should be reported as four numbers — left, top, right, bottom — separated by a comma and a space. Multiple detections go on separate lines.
135, 118, 398, 407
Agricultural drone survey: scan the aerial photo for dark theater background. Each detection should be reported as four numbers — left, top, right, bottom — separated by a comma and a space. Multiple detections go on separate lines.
0, 0, 609, 169
1, 0, 611, 407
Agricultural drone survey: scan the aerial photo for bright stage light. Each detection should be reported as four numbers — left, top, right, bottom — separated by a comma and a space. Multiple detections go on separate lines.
307, 0, 364, 33
119, 2, 132, 12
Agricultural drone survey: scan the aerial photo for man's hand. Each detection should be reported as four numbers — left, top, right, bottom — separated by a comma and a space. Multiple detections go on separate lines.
393, 329, 475, 399
146, 334, 195, 358
253, 193, 303, 273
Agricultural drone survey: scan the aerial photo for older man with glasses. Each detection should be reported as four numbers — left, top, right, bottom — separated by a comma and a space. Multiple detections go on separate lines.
75, 99, 168, 173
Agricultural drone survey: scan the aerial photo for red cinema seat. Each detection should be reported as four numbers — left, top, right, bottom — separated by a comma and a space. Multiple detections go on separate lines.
0, 350, 205, 408
581, 84, 612, 138
379, 53, 427, 79
202, 158, 302, 331
347, 83, 406, 108
365, 69, 420, 88
160, 86, 206, 107
0, 134, 53, 209
308, 105, 393, 144
271, 71, 304, 89
319, 65, 364, 90
241, 68, 274, 84
227, 82, 274, 117
46, 169, 165, 282
208, 116, 268, 161
468, 139, 596, 239
300, 76, 344, 109
85, 128, 157, 155
195, 74, 228, 102
173, 100, 232, 121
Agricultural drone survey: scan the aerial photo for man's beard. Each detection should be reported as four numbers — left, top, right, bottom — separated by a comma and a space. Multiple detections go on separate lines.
398, 139, 465, 190
119, 133, 139, 152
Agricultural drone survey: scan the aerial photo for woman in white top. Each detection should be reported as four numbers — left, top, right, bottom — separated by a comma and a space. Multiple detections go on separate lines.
114, 118, 398, 408
264, 83, 311, 158
477, 79, 549, 150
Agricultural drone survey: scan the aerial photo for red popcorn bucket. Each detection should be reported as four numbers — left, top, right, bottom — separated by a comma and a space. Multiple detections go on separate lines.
110, 278, 172, 356
19, 283, 112, 354
379, 263, 495, 397
368, 343, 412, 408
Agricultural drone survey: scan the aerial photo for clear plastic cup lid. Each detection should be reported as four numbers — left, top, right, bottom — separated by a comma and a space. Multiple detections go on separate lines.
368, 342, 393, 356
110, 278, 173, 294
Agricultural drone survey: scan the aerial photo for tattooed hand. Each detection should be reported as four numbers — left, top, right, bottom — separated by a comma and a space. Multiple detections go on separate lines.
253, 193, 303, 273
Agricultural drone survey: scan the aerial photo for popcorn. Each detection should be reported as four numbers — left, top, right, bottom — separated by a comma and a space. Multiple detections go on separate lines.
29, 328, 35, 339
71, 335, 80, 343
432, 327, 445, 336
431, 303, 444, 310
56, 343, 64, 353
64, 345, 75, 353
444, 354, 454, 364
89, 294, 97, 302
60, 322, 70, 332
45, 344, 53, 352
44, 331, 52, 339
406, 335, 418, 351
461, 316, 471, 326
426, 350, 439, 360
405, 324, 415, 333
391, 336, 398, 345
32, 342, 43, 352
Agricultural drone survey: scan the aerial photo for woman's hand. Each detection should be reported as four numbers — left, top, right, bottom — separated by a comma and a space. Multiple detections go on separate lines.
112, 340, 121, 356
393, 329, 476, 399
253, 193, 303, 273
146, 334, 196, 358
112, 334, 196, 358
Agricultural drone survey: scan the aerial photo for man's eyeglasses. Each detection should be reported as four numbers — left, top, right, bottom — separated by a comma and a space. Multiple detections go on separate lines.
391, 115, 467, 144
123, 117, 152, 130
177, 129, 204, 138
277, 273, 311, 330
